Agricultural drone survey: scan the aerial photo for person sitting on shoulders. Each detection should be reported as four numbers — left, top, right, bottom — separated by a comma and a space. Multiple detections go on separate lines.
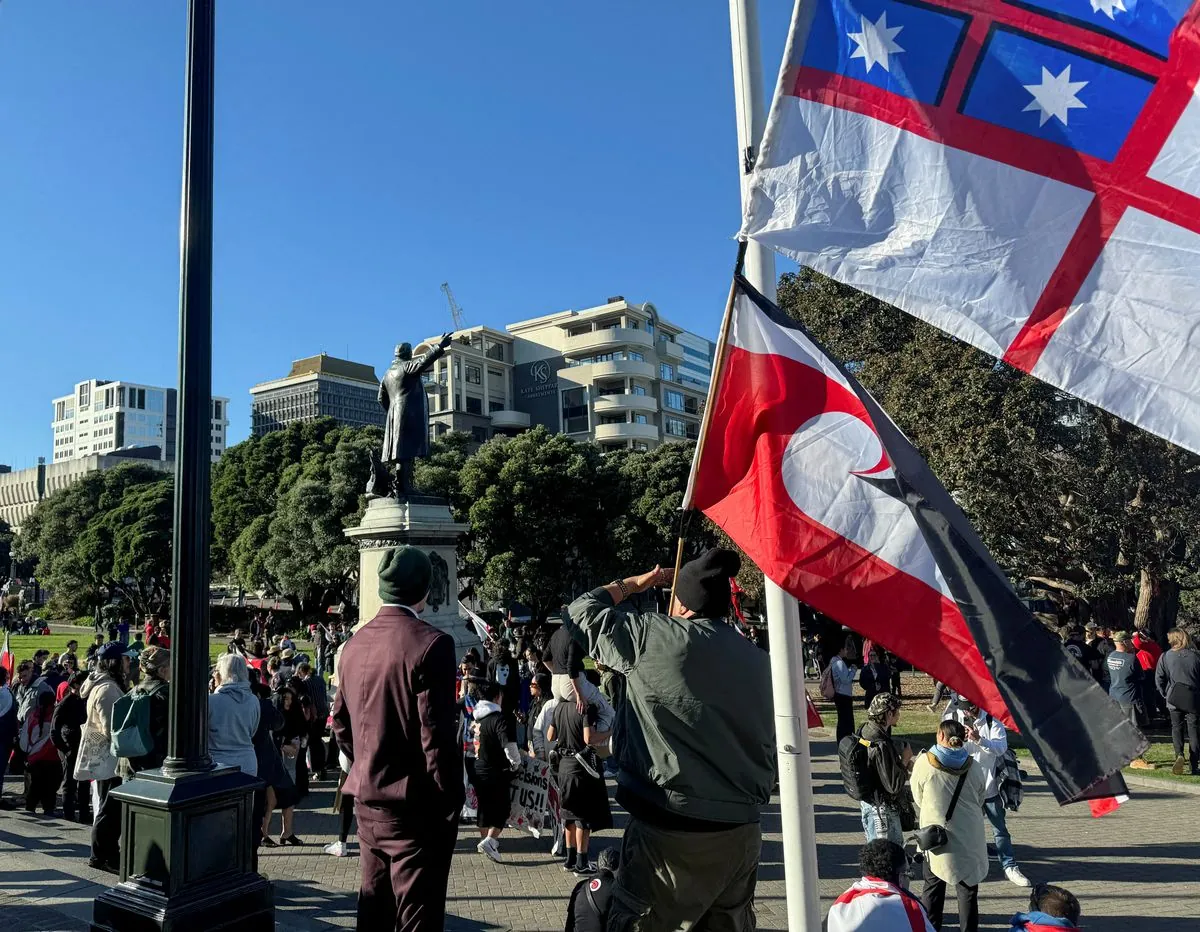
827, 839, 934, 932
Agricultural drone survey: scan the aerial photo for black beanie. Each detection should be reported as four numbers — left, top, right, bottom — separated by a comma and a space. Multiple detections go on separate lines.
378, 546, 433, 607
675, 547, 742, 618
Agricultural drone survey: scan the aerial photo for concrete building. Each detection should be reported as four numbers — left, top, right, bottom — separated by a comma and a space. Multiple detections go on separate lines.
250, 354, 384, 438
0, 451, 172, 534
505, 297, 714, 453
415, 327, 529, 448
52, 380, 229, 464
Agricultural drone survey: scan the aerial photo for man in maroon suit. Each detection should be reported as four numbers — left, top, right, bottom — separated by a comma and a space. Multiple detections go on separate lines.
332, 546, 464, 931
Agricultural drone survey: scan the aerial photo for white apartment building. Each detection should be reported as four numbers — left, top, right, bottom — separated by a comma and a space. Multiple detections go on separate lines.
52, 379, 229, 465
505, 297, 714, 452
416, 327, 530, 448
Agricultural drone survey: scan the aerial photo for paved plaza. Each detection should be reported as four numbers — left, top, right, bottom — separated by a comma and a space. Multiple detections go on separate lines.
2, 725, 1196, 931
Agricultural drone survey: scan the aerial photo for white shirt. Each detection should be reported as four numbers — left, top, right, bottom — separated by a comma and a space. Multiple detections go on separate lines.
944, 707, 1007, 800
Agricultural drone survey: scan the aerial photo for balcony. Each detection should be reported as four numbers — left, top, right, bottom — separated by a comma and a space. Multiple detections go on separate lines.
657, 338, 685, 361
561, 358, 656, 384
564, 327, 654, 357
593, 393, 659, 415
490, 409, 530, 430
594, 422, 660, 443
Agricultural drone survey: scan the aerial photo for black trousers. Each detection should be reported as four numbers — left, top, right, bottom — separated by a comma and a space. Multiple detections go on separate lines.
24, 759, 62, 813
921, 860, 978, 932
834, 694, 856, 743
91, 777, 123, 866
1170, 709, 1200, 771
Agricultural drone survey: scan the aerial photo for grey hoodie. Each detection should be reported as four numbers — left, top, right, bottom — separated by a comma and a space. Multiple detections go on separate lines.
207, 680, 261, 776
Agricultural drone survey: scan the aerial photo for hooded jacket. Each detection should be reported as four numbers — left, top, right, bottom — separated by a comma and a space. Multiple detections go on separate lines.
207, 680, 261, 776
81, 671, 125, 742
1010, 912, 1080, 932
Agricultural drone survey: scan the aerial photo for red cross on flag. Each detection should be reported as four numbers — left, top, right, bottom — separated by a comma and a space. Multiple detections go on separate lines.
744, 0, 1200, 453
684, 277, 1145, 806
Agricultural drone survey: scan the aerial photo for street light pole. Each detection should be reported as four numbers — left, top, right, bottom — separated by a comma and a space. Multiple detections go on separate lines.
91, 3, 273, 928
165, 0, 217, 777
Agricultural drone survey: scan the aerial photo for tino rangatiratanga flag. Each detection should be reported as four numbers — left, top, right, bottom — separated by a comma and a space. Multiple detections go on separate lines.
684, 276, 1146, 806
742, 0, 1200, 454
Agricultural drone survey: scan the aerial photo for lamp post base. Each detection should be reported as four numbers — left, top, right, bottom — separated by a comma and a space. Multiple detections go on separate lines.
91, 766, 274, 932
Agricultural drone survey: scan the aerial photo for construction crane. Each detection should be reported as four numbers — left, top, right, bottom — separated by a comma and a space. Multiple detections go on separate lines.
441, 282, 466, 330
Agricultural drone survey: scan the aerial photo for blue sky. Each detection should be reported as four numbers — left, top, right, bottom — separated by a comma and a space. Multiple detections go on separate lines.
0, 2, 793, 466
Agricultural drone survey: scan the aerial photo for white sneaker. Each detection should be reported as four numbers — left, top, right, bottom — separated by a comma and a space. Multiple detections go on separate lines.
480, 837, 503, 864
1005, 866, 1032, 887
323, 841, 349, 858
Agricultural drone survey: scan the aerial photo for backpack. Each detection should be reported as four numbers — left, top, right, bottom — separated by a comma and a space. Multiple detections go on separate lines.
997, 747, 1025, 812
110, 687, 154, 759
819, 663, 836, 700
838, 731, 878, 802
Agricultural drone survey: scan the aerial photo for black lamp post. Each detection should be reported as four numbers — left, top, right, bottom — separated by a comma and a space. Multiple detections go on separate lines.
91, 3, 273, 928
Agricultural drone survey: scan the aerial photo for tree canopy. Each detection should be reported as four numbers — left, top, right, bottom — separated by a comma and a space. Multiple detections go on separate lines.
14, 464, 172, 618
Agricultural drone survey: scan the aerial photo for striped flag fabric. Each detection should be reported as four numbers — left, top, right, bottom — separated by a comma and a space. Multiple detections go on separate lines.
742, 0, 1200, 454
685, 276, 1145, 806
0, 629, 12, 683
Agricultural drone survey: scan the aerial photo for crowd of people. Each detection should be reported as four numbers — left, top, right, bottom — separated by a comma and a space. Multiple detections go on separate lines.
3, 560, 1196, 931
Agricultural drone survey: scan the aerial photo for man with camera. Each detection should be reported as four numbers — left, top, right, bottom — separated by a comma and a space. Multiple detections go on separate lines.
843, 693, 915, 846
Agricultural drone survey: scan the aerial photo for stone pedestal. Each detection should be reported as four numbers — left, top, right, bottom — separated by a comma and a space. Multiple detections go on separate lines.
346, 495, 474, 650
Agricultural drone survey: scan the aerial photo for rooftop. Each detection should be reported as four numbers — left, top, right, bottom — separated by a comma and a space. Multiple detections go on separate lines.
282, 354, 379, 384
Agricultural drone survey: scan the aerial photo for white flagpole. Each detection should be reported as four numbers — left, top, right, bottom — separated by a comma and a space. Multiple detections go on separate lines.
728, 1, 822, 929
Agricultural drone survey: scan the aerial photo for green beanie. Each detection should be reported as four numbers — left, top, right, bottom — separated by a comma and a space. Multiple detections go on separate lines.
378, 546, 433, 607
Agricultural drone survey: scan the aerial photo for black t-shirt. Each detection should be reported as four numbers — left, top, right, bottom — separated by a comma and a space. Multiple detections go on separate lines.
488, 656, 522, 710
552, 698, 598, 755
474, 707, 515, 781
545, 626, 585, 678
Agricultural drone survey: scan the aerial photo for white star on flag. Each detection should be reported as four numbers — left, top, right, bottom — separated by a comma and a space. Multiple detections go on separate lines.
1022, 65, 1088, 127
1089, 0, 1127, 19
848, 12, 905, 75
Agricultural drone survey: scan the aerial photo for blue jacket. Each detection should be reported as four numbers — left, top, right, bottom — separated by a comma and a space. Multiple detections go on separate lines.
1011, 912, 1080, 932
207, 680, 261, 776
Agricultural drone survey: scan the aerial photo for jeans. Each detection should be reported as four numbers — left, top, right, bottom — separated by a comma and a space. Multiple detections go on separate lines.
859, 801, 903, 845
1170, 708, 1200, 772
834, 694, 856, 743
983, 796, 1016, 869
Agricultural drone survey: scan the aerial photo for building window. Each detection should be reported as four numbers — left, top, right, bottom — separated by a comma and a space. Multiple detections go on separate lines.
466, 365, 482, 385
631, 384, 647, 396
562, 388, 589, 434
664, 390, 684, 411
684, 396, 700, 415
79, 384, 91, 407
466, 396, 483, 415
627, 351, 644, 362
568, 326, 591, 337
686, 423, 700, 441
634, 414, 648, 425
489, 400, 506, 413
471, 426, 490, 444
213, 400, 223, 420
660, 364, 675, 382
599, 415, 626, 426
665, 416, 687, 437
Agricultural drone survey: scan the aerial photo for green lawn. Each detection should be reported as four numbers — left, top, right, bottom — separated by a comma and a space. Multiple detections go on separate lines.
818, 673, 1199, 788
5, 633, 229, 668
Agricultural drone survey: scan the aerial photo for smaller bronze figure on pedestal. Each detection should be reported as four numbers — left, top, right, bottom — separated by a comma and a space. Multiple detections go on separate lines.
370, 332, 453, 499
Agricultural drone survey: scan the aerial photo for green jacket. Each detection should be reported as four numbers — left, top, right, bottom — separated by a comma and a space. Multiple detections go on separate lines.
566, 588, 776, 825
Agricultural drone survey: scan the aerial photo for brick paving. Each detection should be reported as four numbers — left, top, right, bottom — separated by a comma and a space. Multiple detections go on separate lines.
3, 726, 1199, 930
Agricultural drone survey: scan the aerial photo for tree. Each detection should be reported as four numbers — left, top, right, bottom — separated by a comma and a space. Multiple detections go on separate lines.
457, 426, 616, 620
413, 430, 473, 508
15, 465, 172, 618
0, 518, 12, 575
257, 428, 376, 616
776, 268, 1200, 637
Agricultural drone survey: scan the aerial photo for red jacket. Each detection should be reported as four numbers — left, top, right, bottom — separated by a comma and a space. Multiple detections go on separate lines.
331, 606, 464, 815
1133, 635, 1162, 671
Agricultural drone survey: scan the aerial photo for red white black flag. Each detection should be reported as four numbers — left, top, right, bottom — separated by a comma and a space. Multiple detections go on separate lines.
685, 276, 1146, 805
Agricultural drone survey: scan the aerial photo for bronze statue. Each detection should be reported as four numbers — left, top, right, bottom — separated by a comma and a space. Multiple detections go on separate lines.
372, 332, 453, 498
